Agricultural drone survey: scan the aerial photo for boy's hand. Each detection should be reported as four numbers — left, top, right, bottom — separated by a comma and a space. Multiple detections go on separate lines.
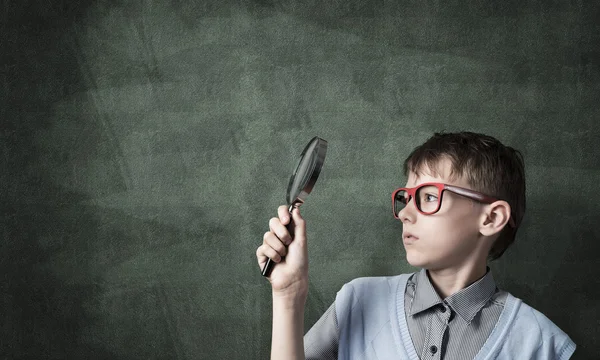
256, 205, 308, 301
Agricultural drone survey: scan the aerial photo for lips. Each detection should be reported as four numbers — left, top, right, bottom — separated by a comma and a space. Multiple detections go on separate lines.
403, 232, 419, 243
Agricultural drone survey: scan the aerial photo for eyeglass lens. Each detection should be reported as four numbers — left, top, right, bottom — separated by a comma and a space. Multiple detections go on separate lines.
394, 185, 440, 215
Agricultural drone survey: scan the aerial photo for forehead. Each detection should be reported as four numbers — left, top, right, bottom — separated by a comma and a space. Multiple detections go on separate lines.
405, 158, 464, 187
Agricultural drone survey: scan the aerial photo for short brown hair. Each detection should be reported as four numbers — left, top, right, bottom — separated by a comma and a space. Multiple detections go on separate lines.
403, 131, 526, 261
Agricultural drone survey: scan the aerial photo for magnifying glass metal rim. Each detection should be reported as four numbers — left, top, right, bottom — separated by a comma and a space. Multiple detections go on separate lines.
287, 136, 328, 208
261, 136, 328, 277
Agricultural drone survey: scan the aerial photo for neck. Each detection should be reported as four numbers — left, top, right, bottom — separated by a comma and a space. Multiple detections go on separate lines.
426, 261, 488, 299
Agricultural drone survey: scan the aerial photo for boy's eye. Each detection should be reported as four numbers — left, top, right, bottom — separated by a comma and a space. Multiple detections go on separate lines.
424, 193, 438, 202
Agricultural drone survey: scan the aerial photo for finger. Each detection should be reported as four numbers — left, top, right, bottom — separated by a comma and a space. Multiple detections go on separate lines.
258, 243, 282, 263
256, 245, 268, 265
256, 243, 279, 264
269, 217, 292, 245
278, 205, 290, 225
263, 230, 288, 257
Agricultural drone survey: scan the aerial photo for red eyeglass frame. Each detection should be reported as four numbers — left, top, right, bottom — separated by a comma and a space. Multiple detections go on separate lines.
391, 182, 516, 228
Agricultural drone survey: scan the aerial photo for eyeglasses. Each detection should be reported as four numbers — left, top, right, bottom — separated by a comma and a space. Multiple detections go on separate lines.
391, 182, 516, 228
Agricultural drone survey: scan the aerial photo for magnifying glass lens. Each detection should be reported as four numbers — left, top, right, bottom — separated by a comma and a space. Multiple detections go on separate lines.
262, 137, 327, 277
288, 149, 318, 204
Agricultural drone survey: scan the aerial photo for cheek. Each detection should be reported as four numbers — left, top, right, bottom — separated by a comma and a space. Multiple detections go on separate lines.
437, 200, 479, 230
421, 215, 476, 248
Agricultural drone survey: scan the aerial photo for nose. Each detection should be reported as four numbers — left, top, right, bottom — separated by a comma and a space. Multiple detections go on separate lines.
397, 196, 416, 224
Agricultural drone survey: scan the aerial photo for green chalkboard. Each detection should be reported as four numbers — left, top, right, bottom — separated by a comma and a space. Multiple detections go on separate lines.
2, 1, 599, 359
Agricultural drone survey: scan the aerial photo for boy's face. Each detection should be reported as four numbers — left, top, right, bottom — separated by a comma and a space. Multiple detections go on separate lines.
398, 158, 488, 271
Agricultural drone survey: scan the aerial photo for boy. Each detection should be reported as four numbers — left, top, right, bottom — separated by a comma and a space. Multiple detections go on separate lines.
256, 131, 576, 359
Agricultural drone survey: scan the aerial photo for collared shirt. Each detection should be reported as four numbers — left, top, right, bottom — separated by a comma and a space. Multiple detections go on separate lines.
304, 268, 507, 360
405, 267, 507, 359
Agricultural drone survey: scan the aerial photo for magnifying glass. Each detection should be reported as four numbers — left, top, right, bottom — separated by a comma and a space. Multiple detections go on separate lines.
261, 136, 328, 277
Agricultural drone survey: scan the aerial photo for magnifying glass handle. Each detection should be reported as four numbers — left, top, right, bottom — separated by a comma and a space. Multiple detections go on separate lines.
261, 205, 297, 277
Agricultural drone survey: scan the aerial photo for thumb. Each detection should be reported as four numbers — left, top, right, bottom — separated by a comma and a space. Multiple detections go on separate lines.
290, 207, 306, 245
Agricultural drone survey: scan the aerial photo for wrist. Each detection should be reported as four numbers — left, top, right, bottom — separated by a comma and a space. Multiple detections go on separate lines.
272, 286, 308, 309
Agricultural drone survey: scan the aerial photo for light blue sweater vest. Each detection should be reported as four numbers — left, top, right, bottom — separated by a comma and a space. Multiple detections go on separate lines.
335, 274, 576, 360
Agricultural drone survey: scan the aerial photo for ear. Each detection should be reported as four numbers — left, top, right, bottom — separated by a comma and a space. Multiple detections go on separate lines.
479, 200, 512, 237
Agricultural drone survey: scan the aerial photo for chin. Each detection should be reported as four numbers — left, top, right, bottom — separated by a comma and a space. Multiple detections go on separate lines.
405, 251, 428, 268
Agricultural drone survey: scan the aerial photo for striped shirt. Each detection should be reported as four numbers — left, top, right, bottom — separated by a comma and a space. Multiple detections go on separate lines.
304, 267, 506, 360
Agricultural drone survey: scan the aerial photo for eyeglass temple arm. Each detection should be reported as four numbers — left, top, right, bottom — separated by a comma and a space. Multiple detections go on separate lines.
444, 185, 516, 228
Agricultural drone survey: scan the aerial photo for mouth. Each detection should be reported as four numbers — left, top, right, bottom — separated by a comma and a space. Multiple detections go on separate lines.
403, 233, 419, 243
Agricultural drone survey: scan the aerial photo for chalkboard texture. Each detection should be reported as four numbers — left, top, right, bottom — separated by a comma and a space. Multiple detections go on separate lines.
2, 1, 599, 359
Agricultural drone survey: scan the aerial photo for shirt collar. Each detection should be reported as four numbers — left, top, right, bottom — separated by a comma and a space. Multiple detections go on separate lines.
408, 267, 497, 324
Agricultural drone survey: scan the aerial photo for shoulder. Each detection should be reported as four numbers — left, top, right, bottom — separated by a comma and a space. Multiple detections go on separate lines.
501, 294, 576, 359
334, 273, 411, 319
337, 273, 411, 300
334, 273, 413, 355
335, 274, 408, 348
514, 298, 571, 339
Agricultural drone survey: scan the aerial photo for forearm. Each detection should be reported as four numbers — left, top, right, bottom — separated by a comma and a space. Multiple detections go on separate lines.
271, 292, 307, 360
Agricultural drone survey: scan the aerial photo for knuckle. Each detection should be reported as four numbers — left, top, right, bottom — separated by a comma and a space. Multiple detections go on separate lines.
265, 245, 274, 257
275, 242, 286, 254
283, 233, 292, 245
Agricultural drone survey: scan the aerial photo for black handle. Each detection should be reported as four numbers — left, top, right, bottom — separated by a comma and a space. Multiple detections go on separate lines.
261, 209, 295, 277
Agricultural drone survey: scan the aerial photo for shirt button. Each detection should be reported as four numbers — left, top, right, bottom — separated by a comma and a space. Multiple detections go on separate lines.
430, 345, 438, 354
440, 305, 446, 313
